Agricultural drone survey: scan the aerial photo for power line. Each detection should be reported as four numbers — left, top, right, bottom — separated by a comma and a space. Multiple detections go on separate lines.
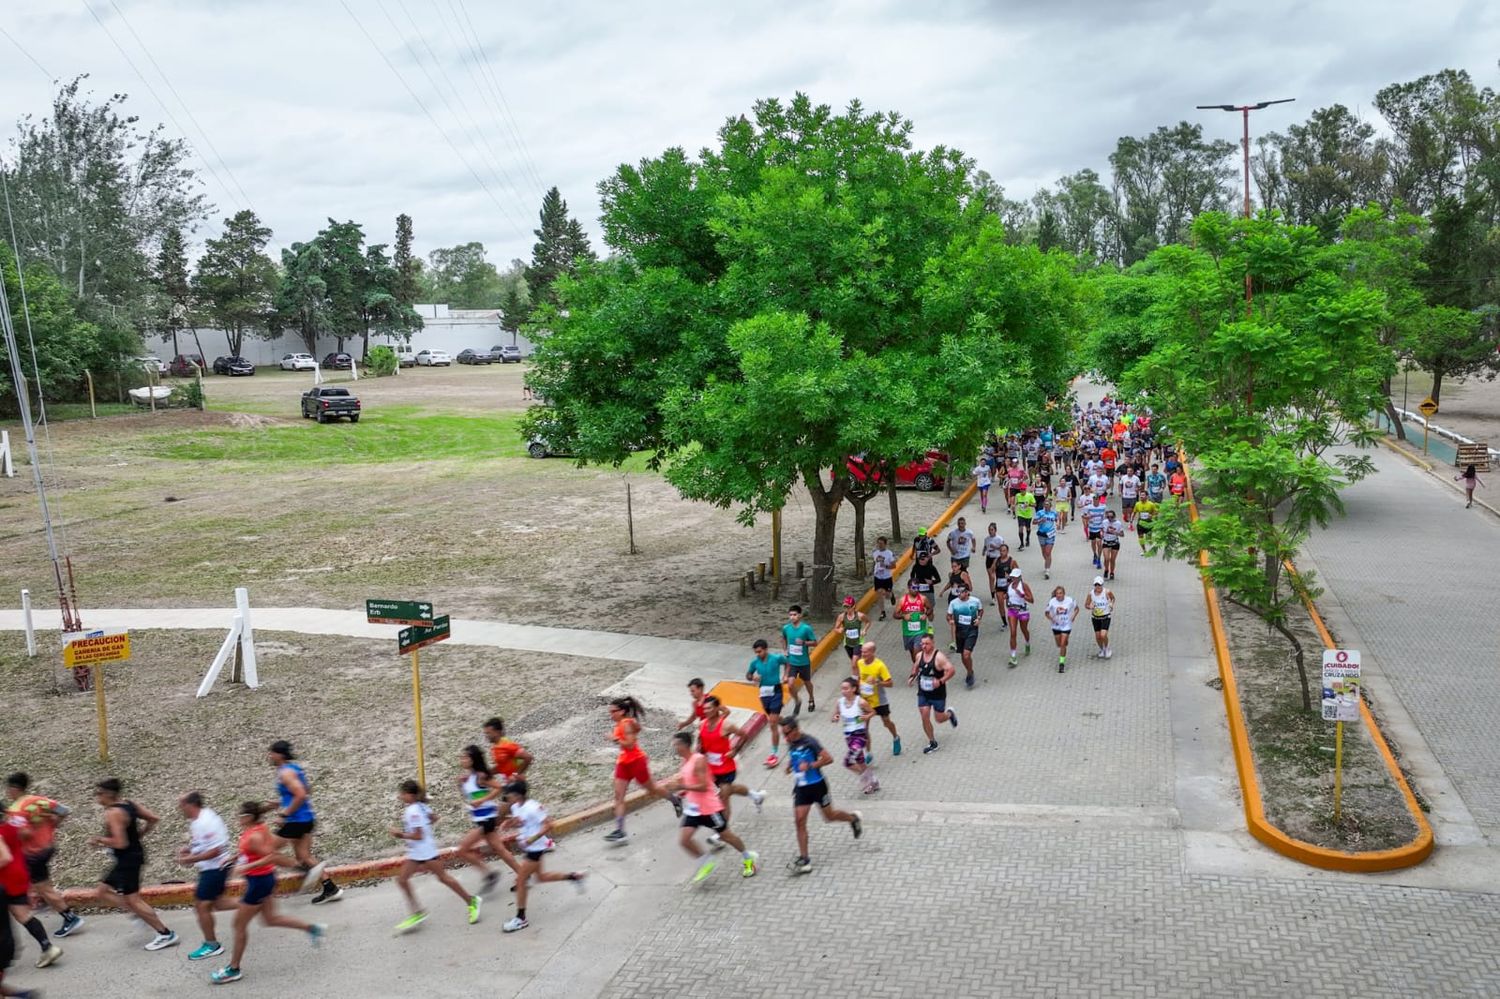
453, 0, 547, 196
0, 24, 54, 81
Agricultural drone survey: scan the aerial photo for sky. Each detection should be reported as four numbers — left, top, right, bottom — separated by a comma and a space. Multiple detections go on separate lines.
3, 0, 1499, 266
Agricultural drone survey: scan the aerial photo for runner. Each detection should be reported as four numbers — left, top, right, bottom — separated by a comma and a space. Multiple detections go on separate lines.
912, 527, 940, 562
0, 806, 59, 972
697, 695, 767, 842
4, 773, 80, 941
907, 634, 959, 753
779, 717, 863, 875
896, 581, 933, 664
0, 835, 32, 999
946, 516, 977, 571
1084, 577, 1116, 660
1086, 464, 1110, 502
1004, 567, 1034, 667
781, 605, 820, 714
391, 779, 480, 934
1118, 465, 1142, 527
1058, 464, 1080, 531
1135, 494, 1159, 553
1014, 482, 1037, 550
1100, 509, 1126, 580
454, 746, 519, 896
603, 697, 683, 843
209, 802, 325, 984
266, 741, 342, 905
1084, 493, 1109, 570
870, 536, 898, 619
672, 733, 758, 883
832, 677, 881, 793
1145, 462, 1167, 504
482, 717, 534, 782
939, 561, 973, 652
945, 583, 984, 688
1034, 497, 1059, 579
499, 781, 587, 932
831, 597, 870, 663
853, 642, 901, 756
677, 678, 710, 730
1168, 465, 1187, 501
981, 523, 1007, 599
176, 792, 235, 963
907, 552, 943, 619
89, 779, 177, 951
1045, 586, 1080, 673
746, 639, 790, 766
971, 458, 993, 513
990, 544, 1017, 624
1004, 458, 1026, 515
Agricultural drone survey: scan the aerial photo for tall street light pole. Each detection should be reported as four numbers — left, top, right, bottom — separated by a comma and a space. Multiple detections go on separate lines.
1196, 99, 1295, 312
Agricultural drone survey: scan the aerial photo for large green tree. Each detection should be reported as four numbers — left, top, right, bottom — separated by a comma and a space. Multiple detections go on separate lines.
1107, 121, 1237, 264
524, 187, 595, 309
192, 210, 278, 357
420, 241, 504, 308
1253, 104, 1392, 238
152, 226, 191, 357
272, 241, 329, 355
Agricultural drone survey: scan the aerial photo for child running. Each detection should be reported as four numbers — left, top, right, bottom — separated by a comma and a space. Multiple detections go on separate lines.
499, 782, 586, 932
603, 697, 682, 844
392, 779, 480, 934
455, 746, 518, 895
672, 733, 758, 884
832, 678, 879, 793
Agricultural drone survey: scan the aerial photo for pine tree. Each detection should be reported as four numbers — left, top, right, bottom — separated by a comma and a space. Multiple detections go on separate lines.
154, 227, 191, 357
525, 187, 595, 308
392, 213, 419, 307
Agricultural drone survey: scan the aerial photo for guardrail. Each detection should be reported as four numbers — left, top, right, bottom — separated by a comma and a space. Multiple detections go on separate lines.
1388, 407, 1499, 464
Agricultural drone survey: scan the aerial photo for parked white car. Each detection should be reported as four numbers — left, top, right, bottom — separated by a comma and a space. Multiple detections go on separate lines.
279, 352, 317, 371
415, 349, 452, 367
134, 355, 168, 375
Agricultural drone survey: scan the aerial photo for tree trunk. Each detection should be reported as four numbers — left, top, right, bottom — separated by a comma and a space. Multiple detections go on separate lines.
849, 493, 869, 576
1380, 377, 1405, 440
884, 461, 902, 543
301, 326, 318, 355
1430, 367, 1445, 405
170, 330, 180, 357
227, 325, 244, 357
190, 329, 208, 370
361, 321, 371, 360
804, 469, 846, 617
1228, 595, 1311, 712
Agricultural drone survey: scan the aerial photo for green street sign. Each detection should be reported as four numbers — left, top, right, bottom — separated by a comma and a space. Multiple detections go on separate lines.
367, 599, 434, 626
399, 615, 450, 655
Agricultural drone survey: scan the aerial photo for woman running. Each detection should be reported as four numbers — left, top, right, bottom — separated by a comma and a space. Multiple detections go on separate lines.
982, 523, 1006, 599
1456, 464, 1485, 508
1004, 568, 1033, 666
832, 678, 879, 793
455, 746, 519, 896
392, 780, 479, 934
972, 458, 993, 513
1034, 497, 1058, 579
832, 597, 869, 663
1045, 586, 1080, 673
990, 543, 1017, 614
603, 697, 682, 844
500, 782, 586, 933
209, 802, 325, 984
1084, 577, 1116, 660
672, 733, 758, 884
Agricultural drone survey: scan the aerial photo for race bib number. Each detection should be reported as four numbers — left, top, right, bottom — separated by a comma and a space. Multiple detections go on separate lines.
788, 644, 804, 656
919, 676, 937, 691
845, 627, 861, 640
957, 614, 973, 626
759, 685, 777, 697
859, 681, 875, 697
682, 801, 701, 817
706, 752, 724, 765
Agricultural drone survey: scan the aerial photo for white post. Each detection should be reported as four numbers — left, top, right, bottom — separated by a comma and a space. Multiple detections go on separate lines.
235, 586, 259, 688
313, 364, 323, 386
20, 588, 35, 657
196, 616, 242, 698
350, 359, 358, 381
1, 430, 12, 477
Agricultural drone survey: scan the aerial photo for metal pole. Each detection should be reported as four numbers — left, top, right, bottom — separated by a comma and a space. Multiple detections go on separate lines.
1423, 420, 1430, 455
626, 481, 637, 555
1242, 108, 1253, 315
1332, 720, 1344, 824
411, 649, 426, 787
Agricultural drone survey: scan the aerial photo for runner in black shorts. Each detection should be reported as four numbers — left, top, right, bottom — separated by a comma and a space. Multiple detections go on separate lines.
90, 778, 178, 951
780, 717, 862, 875
908, 635, 959, 753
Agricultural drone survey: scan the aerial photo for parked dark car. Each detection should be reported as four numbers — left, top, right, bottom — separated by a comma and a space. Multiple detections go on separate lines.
300, 386, 361, 423
169, 354, 207, 377
457, 348, 495, 365
496, 345, 523, 363
321, 352, 354, 370
212, 355, 256, 376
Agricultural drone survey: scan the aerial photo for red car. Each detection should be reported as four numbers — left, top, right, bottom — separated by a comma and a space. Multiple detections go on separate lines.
845, 451, 949, 492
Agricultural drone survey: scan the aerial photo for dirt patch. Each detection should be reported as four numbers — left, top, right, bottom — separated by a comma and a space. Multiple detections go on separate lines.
0, 628, 682, 889
1223, 596, 1418, 851
225, 412, 277, 430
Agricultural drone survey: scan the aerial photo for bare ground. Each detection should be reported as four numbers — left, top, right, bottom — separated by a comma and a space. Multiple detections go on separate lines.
0, 628, 688, 889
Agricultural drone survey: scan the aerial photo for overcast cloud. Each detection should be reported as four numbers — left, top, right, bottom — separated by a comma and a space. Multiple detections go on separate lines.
4, 0, 1498, 265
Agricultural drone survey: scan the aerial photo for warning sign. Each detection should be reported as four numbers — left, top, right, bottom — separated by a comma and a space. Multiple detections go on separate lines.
1320, 648, 1361, 723
63, 630, 131, 668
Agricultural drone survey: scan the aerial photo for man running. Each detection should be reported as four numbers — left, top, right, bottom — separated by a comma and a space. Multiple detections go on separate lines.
1135, 494, 1159, 553
1045, 585, 1080, 673
896, 581, 933, 664
912, 528, 939, 562
0, 807, 60, 971
1145, 462, 1167, 505
907, 634, 959, 753
90, 779, 178, 951
1085, 577, 1116, 660
4, 774, 81, 940
482, 717, 534, 782
781, 605, 819, 714
1014, 483, 1037, 550
267, 741, 342, 904
747, 640, 790, 767
780, 717, 862, 875
870, 536, 898, 619
1100, 509, 1126, 580
853, 642, 901, 756
907, 552, 942, 615
946, 517, 977, 571
1004, 567, 1034, 667
831, 597, 869, 663
499, 782, 587, 933
672, 734, 757, 884
1084, 493, 1109, 571
1034, 496, 1058, 578
176, 792, 236, 963
1118, 465, 1141, 528
698, 695, 766, 842
677, 678, 710, 730
945, 583, 984, 689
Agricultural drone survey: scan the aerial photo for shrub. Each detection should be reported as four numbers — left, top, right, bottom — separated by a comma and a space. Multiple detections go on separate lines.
365, 345, 399, 377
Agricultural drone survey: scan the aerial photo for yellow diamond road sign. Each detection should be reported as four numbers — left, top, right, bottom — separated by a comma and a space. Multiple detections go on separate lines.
1418, 397, 1439, 417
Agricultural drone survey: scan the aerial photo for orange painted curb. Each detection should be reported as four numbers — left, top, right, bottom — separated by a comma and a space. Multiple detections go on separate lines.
1184, 459, 1433, 871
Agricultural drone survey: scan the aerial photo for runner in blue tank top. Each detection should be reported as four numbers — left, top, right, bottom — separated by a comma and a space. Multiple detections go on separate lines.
268, 741, 342, 904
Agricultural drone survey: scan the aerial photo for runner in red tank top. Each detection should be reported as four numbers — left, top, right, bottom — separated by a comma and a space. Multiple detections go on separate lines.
696, 697, 767, 845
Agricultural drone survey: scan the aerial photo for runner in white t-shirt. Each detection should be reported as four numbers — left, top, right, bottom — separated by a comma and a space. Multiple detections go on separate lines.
1118, 468, 1142, 527
870, 536, 898, 619
946, 517, 977, 571
176, 793, 235, 961
971, 462, 993, 513
500, 781, 587, 933
392, 780, 480, 935
1044, 586, 1080, 673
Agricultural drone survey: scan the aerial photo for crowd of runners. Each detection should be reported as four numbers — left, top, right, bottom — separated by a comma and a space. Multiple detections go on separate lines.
0, 394, 1172, 995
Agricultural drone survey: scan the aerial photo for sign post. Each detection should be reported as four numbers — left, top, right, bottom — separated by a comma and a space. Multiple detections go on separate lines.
395, 614, 450, 788
1321, 648, 1362, 823
1418, 397, 1438, 454
63, 629, 132, 761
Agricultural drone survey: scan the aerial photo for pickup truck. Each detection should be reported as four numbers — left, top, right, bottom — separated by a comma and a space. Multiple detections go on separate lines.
300, 386, 362, 423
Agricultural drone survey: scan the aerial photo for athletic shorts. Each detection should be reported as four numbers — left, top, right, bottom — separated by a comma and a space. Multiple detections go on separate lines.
1037, 533, 1055, 547
1052, 627, 1072, 636
472, 816, 499, 834
1016, 518, 1031, 528
1102, 540, 1121, 550
791, 783, 833, 809
1137, 523, 1153, 536
844, 644, 861, 660
24, 846, 54, 885
916, 690, 947, 711
195, 866, 230, 902
1006, 606, 1030, 622
759, 690, 785, 716
0, 891, 27, 907
615, 756, 652, 785
242, 872, 276, 906
842, 730, 868, 768
1092, 615, 1112, 632
524, 849, 551, 862
872, 703, 891, 717
787, 663, 812, 683
901, 633, 925, 653
1122, 497, 1137, 509
276, 819, 316, 840
984, 556, 998, 570
977, 483, 989, 493
681, 811, 728, 831
952, 556, 970, 570
1085, 527, 1099, 540
873, 576, 894, 592
103, 858, 144, 896
712, 769, 738, 787
954, 627, 978, 652
1056, 502, 1071, 515
0, 907, 13, 970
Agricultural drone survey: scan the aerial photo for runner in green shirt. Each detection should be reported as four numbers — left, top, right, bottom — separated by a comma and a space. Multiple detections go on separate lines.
1015, 487, 1037, 550
781, 606, 820, 714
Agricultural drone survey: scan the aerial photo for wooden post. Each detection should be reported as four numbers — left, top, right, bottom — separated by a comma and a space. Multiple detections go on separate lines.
626, 481, 638, 554
411, 649, 426, 788
796, 561, 805, 579
85, 370, 97, 418
771, 579, 781, 599
799, 579, 809, 600
757, 562, 766, 582
1332, 720, 1344, 824
149, 366, 157, 413
745, 570, 756, 592
771, 508, 782, 578
95, 662, 109, 762
739, 576, 747, 598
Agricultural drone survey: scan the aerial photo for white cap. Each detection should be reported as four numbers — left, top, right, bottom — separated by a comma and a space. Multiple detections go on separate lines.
1009, 568, 1023, 578
1093, 576, 1105, 586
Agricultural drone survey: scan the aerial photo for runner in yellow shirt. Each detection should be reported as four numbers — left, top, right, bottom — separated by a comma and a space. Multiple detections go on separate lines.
852, 642, 901, 757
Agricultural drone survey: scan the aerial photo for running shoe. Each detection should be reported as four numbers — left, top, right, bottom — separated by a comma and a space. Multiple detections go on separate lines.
300, 862, 327, 893
56, 913, 83, 938
742, 851, 759, 878
706, 833, 725, 851
467, 896, 482, 925
1025, 643, 1032, 656
787, 857, 812, 876
502, 916, 529, 933
850, 811, 863, 840
210, 966, 243, 984
310, 884, 343, 905
892, 738, 902, 756
964, 674, 975, 689
749, 789, 766, 813
1008, 656, 1018, 668
570, 871, 588, 894
308, 923, 326, 948
1105, 647, 1113, 659
603, 829, 627, 843
145, 930, 179, 952
35, 942, 62, 968
864, 750, 873, 764
878, 611, 887, 621
1044, 570, 1050, 579
394, 911, 427, 936
764, 754, 779, 769
792, 701, 802, 717
948, 708, 958, 729
691, 860, 718, 884
188, 941, 224, 961
808, 700, 816, 712
923, 741, 939, 754
480, 871, 500, 896
670, 794, 684, 819
947, 642, 957, 652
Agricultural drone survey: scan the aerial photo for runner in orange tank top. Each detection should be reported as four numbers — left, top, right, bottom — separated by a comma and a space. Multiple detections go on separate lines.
602, 697, 682, 845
